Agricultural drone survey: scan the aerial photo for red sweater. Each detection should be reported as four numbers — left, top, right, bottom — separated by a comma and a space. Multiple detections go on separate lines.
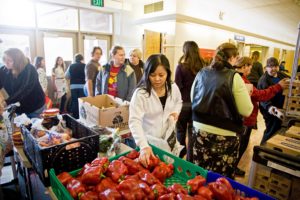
241, 75, 282, 126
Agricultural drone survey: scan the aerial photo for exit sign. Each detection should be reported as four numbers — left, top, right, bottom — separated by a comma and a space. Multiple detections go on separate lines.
91, 0, 104, 7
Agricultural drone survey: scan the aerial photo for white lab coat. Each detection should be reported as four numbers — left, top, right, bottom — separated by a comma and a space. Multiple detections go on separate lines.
129, 83, 182, 149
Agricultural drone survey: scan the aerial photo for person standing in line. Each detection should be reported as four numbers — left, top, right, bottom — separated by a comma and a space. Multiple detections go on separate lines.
65, 54, 85, 119
234, 56, 288, 176
247, 51, 264, 88
84, 47, 102, 97
190, 43, 253, 178
258, 57, 290, 144
175, 41, 205, 159
95, 45, 136, 101
129, 54, 182, 167
34, 56, 48, 95
52, 56, 68, 112
126, 48, 144, 84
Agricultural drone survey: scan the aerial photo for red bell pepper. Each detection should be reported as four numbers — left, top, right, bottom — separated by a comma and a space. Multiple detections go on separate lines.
152, 162, 174, 183
138, 181, 155, 200
98, 188, 122, 200
137, 170, 161, 186
124, 174, 140, 181
186, 175, 206, 193
79, 191, 98, 200
146, 155, 160, 171
81, 165, 105, 185
95, 177, 117, 193
91, 157, 109, 171
208, 182, 233, 200
106, 160, 128, 183
151, 183, 168, 198
157, 192, 176, 200
176, 193, 195, 200
197, 186, 213, 200
66, 179, 86, 199
117, 179, 146, 200
167, 183, 188, 195
77, 163, 91, 177
193, 195, 208, 200
57, 172, 73, 186
216, 177, 234, 195
125, 150, 140, 159
119, 156, 144, 175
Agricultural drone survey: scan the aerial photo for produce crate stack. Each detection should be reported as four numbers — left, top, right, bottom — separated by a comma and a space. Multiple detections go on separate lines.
252, 164, 299, 200
283, 80, 300, 117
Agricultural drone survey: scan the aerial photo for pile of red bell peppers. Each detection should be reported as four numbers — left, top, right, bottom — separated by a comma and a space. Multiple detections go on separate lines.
56, 149, 260, 200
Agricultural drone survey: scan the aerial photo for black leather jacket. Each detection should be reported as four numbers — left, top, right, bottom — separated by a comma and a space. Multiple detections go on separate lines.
192, 62, 244, 134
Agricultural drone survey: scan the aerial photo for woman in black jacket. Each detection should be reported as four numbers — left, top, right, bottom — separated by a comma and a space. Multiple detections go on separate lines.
0, 48, 45, 118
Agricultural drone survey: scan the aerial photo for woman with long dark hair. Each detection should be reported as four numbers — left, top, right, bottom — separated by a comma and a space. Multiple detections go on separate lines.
129, 54, 182, 167
34, 56, 48, 94
52, 56, 67, 112
175, 41, 205, 159
190, 43, 253, 178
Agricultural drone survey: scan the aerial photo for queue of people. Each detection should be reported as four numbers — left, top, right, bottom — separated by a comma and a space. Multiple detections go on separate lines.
0, 41, 291, 179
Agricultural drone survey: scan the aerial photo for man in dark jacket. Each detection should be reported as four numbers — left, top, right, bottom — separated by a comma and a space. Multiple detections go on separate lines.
258, 57, 289, 143
65, 54, 85, 119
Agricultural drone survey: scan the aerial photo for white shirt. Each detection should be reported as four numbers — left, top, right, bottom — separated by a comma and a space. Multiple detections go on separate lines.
129, 83, 182, 149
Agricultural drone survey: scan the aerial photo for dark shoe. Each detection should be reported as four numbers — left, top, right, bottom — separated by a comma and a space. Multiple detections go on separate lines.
235, 168, 245, 176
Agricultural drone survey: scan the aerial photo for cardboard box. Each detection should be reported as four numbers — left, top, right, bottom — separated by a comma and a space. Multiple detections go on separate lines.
266, 134, 300, 156
79, 95, 129, 130
285, 126, 300, 139
255, 163, 272, 177
290, 176, 300, 200
270, 171, 292, 193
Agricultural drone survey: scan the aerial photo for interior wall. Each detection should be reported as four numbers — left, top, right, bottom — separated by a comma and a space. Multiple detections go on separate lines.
175, 0, 298, 45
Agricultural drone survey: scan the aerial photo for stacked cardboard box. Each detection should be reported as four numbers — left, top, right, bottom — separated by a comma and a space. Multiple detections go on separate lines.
253, 164, 295, 200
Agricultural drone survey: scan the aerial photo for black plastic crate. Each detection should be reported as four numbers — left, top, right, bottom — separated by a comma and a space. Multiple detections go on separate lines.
21, 114, 99, 186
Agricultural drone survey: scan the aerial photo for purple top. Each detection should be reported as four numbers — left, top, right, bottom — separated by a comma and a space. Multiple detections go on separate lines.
174, 63, 196, 103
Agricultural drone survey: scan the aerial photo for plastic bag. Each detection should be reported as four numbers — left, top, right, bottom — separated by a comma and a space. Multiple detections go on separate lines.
147, 116, 184, 157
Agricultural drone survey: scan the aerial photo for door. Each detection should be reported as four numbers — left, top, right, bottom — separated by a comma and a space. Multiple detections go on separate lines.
40, 32, 77, 76
143, 30, 161, 61
82, 35, 111, 66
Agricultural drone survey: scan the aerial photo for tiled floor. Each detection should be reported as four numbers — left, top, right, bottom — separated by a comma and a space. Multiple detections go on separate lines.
235, 112, 265, 185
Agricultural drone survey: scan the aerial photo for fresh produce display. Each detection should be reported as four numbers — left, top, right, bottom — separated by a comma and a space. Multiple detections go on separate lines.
55, 149, 261, 200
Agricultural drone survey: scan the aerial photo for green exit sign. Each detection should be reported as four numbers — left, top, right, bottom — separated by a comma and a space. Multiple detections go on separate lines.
91, 0, 104, 7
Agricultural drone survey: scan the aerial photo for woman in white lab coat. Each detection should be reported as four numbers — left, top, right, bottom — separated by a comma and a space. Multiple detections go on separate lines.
129, 54, 182, 167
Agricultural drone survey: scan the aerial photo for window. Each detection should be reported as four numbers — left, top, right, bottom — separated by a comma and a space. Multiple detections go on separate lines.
80, 9, 112, 34
0, 34, 30, 65
36, 3, 78, 31
0, 0, 35, 27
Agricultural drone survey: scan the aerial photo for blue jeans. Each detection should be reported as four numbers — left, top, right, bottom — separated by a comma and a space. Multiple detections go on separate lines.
124, 137, 137, 149
71, 88, 85, 119
26, 105, 46, 118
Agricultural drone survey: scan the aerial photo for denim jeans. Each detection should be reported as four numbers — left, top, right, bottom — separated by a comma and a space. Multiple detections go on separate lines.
71, 88, 85, 119
123, 136, 137, 149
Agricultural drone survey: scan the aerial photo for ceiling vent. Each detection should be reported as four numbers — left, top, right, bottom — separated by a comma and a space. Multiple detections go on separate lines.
144, 1, 163, 14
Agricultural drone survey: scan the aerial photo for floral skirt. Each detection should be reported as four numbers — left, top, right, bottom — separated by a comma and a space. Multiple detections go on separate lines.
189, 128, 240, 178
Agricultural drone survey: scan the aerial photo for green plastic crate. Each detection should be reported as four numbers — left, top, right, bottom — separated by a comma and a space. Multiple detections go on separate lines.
50, 145, 208, 200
